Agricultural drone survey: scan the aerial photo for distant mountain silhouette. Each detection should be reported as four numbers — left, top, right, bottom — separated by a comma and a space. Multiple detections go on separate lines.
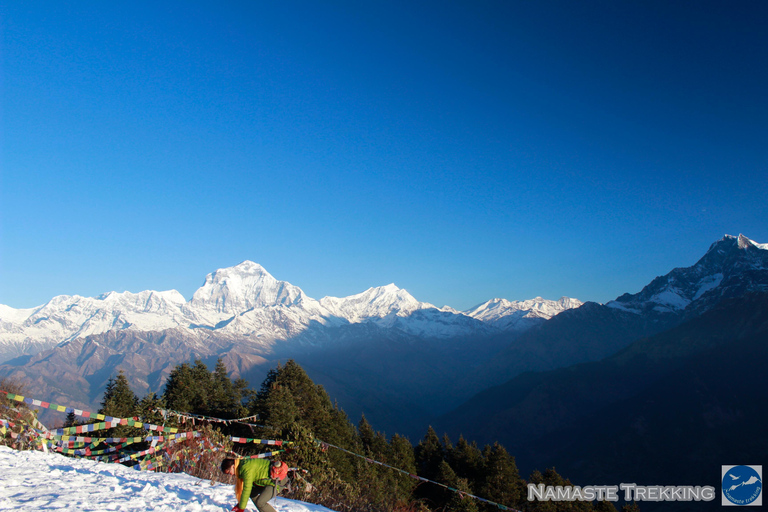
436, 292, 768, 510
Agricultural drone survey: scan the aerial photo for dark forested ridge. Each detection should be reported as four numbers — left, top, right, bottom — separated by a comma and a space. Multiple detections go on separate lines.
435, 292, 768, 504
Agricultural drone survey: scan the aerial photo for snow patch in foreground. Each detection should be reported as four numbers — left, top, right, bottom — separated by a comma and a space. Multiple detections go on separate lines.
0, 446, 335, 512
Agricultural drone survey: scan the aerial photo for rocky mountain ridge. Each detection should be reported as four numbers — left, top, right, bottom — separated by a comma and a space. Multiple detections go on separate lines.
608, 234, 768, 317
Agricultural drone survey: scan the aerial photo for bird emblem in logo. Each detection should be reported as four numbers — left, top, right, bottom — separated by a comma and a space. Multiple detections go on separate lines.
722, 466, 762, 506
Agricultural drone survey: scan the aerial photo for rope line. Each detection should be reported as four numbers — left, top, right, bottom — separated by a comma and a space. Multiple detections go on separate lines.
316, 440, 522, 512
156, 408, 259, 425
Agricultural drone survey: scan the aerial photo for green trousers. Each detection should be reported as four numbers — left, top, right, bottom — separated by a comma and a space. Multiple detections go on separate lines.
251, 484, 277, 512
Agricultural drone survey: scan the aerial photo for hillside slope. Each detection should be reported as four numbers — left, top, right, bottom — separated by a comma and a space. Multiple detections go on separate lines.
437, 292, 768, 498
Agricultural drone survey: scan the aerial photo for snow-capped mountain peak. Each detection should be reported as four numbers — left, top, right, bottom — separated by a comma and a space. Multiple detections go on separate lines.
608, 234, 768, 315
737, 234, 754, 250
319, 284, 433, 322
735, 233, 768, 251
189, 260, 309, 313
705, 234, 768, 258
464, 296, 583, 331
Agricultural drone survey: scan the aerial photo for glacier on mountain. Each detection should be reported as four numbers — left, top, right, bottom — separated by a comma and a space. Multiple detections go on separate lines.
692, 273, 724, 301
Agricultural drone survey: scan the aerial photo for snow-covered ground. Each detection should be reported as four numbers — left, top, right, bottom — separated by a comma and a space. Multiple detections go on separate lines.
0, 445, 335, 512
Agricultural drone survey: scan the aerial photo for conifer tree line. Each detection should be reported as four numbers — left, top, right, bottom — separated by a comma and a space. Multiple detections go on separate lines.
91, 359, 636, 512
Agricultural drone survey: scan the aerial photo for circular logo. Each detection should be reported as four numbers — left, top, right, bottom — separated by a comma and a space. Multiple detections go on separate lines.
722, 465, 762, 506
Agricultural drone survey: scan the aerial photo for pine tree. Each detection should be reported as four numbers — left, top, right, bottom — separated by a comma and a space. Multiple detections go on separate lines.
163, 362, 196, 412
442, 433, 454, 458
449, 436, 484, 486
136, 392, 167, 428
249, 360, 361, 483
356, 414, 408, 508
250, 360, 337, 438
99, 370, 138, 418
261, 381, 301, 433
478, 443, 524, 512
63, 411, 78, 428
190, 359, 213, 413
281, 422, 361, 511
415, 426, 444, 480
414, 426, 447, 507
358, 414, 376, 453
163, 358, 251, 422
249, 360, 431, 511
527, 468, 595, 512
358, 414, 389, 459
99, 370, 140, 437
209, 359, 233, 415
324, 404, 361, 482
437, 460, 479, 512
389, 433, 419, 499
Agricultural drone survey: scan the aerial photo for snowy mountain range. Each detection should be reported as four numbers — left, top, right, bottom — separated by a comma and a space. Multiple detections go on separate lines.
5, 232, 760, 367
2, 233, 765, 436
0, 261, 581, 365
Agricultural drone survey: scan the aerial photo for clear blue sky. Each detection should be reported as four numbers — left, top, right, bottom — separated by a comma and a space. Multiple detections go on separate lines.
1, 1, 767, 311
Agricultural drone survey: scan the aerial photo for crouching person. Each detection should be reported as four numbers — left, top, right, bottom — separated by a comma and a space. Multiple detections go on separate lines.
221, 458, 290, 512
